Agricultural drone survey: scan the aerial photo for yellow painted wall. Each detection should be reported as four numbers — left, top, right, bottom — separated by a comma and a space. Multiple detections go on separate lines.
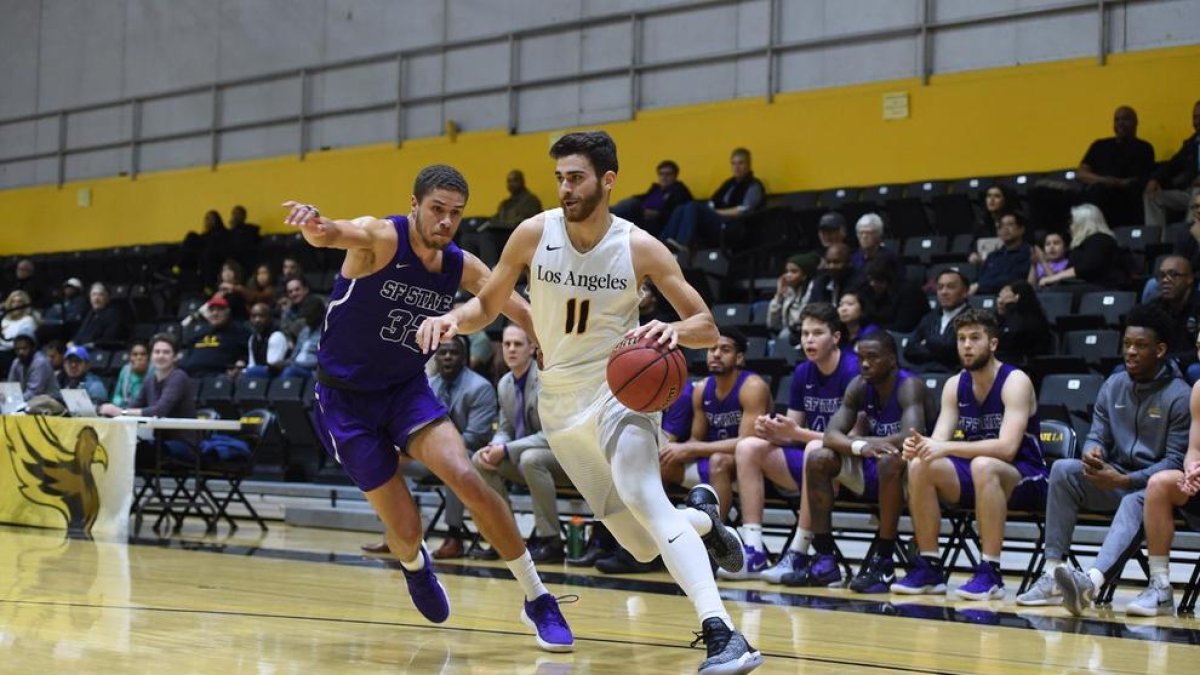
2, 44, 1198, 256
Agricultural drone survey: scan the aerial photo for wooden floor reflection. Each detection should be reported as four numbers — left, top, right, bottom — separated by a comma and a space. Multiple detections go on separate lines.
1, 524, 1198, 673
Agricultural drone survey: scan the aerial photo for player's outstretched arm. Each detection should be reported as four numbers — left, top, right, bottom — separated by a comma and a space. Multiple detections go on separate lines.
281, 201, 384, 251
629, 231, 717, 350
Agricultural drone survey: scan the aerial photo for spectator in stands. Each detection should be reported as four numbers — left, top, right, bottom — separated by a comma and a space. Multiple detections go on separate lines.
280, 256, 303, 285
110, 340, 151, 409
994, 281, 1052, 367
611, 160, 694, 237
837, 291, 880, 349
1037, 204, 1127, 290
967, 185, 1016, 266
476, 170, 543, 266
797, 332, 932, 591
180, 294, 250, 378
1077, 106, 1155, 229
734, 303, 859, 583
215, 259, 249, 321
242, 263, 277, 307
1038, 306, 1190, 616
809, 242, 853, 306
971, 212, 1032, 296
638, 280, 676, 326
402, 337, 497, 560
227, 205, 261, 274
100, 334, 199, 456
861, 257, 928, 333
850, 213, 902, 286
894, 310, 1048, 600
1028, 231, 1070, 286
904, 269, 970, 372
7, 334, 58, 402
280, 276, 325, 339
816, 212, 850, 254
471, 325, 568, 563
1, 290, 38, 375
40, 278, 89, 341
58, 345, 108, 405
1163, 192, 1200, 289
43, 340, 65, 376
1148, 256, 1200, 373
1134, 378, 1200, 617
1144, 99, 1200, 227
766, 253, 819, 342
5, 259, 46, 309
72, 282, 126, 348
241, 302, 289, 379
281, 299, 321, 379
661, 147, 765, 254
180, 210, 230, 291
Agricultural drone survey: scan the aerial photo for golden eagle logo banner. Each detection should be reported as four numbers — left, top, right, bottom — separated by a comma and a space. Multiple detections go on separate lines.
1, 416, 136, 536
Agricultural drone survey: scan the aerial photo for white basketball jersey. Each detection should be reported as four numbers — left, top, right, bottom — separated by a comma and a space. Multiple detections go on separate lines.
529, 209, 641, 393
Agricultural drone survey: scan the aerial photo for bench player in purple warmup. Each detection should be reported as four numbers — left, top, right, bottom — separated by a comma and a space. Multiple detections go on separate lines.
280, 165, 573, 652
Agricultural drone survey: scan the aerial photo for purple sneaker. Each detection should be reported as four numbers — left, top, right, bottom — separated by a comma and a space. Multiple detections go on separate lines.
890, 556, 947, 595
400, 544, 451, 623
781, 553, 841, 587
717, 546, 769, 581
954, 562, 1005, 601
521, 593, 575, 652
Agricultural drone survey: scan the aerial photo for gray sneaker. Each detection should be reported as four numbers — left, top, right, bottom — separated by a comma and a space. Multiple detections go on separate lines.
685, 484, 745, 573
693, 617, 764, 675
1054, 566, 1095, 617
1126, 578, 1174, 617
761, 550, 808, 584
1016, 572, 1062, 606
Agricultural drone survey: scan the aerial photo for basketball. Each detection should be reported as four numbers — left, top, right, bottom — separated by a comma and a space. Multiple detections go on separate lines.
606, 336, 688, 413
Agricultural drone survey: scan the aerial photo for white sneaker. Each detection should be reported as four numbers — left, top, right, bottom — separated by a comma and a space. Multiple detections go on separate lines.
1126, 578, 1174, 617
1015, 572, 1062, 606
760, 550, 808, 585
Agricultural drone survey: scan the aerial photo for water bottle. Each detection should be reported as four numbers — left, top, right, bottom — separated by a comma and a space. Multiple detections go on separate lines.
567, 516, 586, 558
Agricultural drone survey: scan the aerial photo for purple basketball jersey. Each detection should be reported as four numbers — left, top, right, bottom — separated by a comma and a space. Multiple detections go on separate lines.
662, 379, 695, 440
956, 363, 1045, 468
318, 216, 463, 390
789, 350, 860, 432
702, 370, 752, 441
864, 369, 913, 438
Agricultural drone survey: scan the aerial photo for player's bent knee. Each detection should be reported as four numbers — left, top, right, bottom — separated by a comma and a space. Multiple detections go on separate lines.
735, 436, 770, 462
804, 438, 824, 453
969, 455, 1003, 481
807, 446, 840, 476
1147, 470, 1182, 496
876, 452, 904, 478
710, 453, 735, 474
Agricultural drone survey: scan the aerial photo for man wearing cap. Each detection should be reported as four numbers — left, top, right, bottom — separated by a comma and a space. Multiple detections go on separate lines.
180, 294, 250, 377
7, 334, 59, 401
58, 345, 109, 405
42, 278, 90, 340
817, 212, 850, 254
767, 253, 819, 342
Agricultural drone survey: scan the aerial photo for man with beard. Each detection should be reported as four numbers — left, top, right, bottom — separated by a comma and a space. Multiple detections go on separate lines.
279, 165, 574, 652
794, 332, 933, 592
895, 309, 1048, 601
809, 242, 853, 305
417, 132, 763, 674
731, 303, 859, 584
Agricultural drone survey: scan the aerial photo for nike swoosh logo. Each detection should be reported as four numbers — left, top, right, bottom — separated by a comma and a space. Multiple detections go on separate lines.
395, 264, 410, 270
545, 245, 562, 251
805, 384, 815, 390
1114, 404, 1126, 409
667, 532, 684, 544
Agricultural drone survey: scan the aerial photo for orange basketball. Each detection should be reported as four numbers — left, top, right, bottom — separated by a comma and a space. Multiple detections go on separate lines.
606, 336, 688, 413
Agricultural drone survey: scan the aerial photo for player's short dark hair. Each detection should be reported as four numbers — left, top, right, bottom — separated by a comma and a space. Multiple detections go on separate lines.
284, 274, 308, 289
953, 308, 1000, 339
549, 131, 618, 177
150, 332, 178, 353
717, 327, 748, 354
730, 147, 751, 162
438, 335, 470, 355
937, 268, 970, 289
798, 302, 844, 337
1123, 304, 1173, 346
413, 164, 469, 202
656, 160, 679, 174
999, 210, 1026, 229
857, 330, 897, 356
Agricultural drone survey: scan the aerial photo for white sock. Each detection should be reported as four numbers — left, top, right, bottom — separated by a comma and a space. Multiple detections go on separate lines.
506, 550, 550, 600
743, 524, 763, 550
1087, 568, 1106, 591
399, 543, 426, 572
920, 549, 939, 559
1149, 555, 1170, 586
1046, 558, 1063, 570
789, 528, 813, 554
682, 506, 713, 536
982, 554, 1001, 564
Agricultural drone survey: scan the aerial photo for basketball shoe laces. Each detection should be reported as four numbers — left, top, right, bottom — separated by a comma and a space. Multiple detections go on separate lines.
537, 594, 579, 629
691, 617, 732, 657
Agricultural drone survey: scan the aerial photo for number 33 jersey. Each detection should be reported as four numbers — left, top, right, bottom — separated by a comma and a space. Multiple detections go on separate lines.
529, 208, 640, 393
317, 215, 462, 390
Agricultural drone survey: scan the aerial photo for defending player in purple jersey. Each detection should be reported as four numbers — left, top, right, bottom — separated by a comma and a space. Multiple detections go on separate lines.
797, 332, 934, 592
280, 165, 574, 652
896, 309, 1048, 601
733, 302, 859, 583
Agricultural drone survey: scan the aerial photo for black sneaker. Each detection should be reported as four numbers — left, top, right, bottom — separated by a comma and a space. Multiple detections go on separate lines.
849, 555, 896, 594
529, 536, 565, 564
685, 484, 745, 573
692, 617, 764, 674
466, 540, 500, 561
594, 548, 664, 574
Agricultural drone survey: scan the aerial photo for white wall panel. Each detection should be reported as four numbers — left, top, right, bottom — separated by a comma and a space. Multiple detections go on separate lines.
323, 0, 443, 61
446, 0, 582, 41
444, 92, 509, 132
139, 136, 211, 172
221, 78, 302, 127
125, 0, 219, 96
64, 147, 128, 182
67, 106, 130, 149
308, 109, 394, 150
404, 53, 445, 98
516, 83, 581, 133
216, 0, 326, 81
403, 102, 443, 139
641, 63, 738, 109
642, 5, 739, 62
310, 61, 398, 113
0, 0, 42, 118
0, 121, 39, 160
140, 91, 214, 138
37, 0, 126, 110
1117, 0, 1200, 50
219, 123, 296, 162
445, 43, 509, 94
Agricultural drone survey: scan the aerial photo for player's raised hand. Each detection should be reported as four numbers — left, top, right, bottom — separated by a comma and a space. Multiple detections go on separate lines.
416, 313, 460, 354
281, 200, 331, 233
627, 320, 678, 349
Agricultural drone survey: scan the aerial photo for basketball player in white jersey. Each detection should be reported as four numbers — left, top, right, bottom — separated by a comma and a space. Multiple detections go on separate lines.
418, 131, 763, 674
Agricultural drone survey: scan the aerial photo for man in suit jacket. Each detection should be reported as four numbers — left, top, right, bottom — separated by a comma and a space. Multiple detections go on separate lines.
472, 325, 571, 562
904, 269, 970, 372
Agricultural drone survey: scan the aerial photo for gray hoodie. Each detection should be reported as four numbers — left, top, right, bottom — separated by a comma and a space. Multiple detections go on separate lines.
1085, 362, 1191, 490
